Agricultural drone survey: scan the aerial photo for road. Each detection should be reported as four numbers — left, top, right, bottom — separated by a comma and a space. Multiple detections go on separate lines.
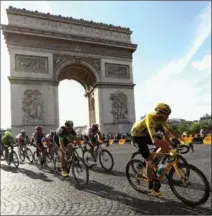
1, 144, 212, 215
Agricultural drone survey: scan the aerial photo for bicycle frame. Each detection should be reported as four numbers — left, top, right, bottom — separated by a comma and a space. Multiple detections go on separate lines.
150, 150, 186, 183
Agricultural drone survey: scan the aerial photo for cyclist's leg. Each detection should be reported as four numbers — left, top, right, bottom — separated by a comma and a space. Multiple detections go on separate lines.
86, 136, 97, 162
133, 136, 157, 189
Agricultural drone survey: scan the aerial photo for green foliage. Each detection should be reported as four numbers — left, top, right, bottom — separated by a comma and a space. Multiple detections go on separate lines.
177, 124, 188, 133
189, 122, 201, 134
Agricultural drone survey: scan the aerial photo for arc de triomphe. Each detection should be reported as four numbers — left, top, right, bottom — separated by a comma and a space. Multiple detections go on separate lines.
1, 7, 137, 135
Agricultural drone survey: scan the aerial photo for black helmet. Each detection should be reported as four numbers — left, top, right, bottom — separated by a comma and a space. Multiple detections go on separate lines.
50, 130, 55, 136
92, 123, 99, 129
21, 130, 26, 135
65, 120, 74, 128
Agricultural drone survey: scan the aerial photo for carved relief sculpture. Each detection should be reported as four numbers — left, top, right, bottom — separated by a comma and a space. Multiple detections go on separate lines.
15, 54, 48, 73
110, 91, 128, 121
105, 63, 130, 79
22, 89, 44, 124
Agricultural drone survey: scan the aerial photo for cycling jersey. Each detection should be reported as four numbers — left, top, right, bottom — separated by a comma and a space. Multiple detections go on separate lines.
2, 134, 15, 147
88, 127, 100, 138
16, 134, 30, 145
55, 126, 77, 146
45, 133, 53, 143
32, 132, 45, 144
130, 112, 170, 141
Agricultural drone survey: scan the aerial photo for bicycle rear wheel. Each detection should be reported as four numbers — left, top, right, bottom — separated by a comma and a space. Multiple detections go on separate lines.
168, 163, 210, 206
126, 159, 148, 194
12, 151, 19, 168
71, 157, 89, 188
82, 149, 95, 168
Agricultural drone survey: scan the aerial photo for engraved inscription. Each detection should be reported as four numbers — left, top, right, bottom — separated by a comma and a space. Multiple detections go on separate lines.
8, 14, 131, 43
105, 63, 130, 79
15, 54, 48, 73
22, 89, 44, 124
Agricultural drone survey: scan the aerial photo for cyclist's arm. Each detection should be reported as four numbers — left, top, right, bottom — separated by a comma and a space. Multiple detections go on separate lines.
146, 115, 169, 147
163, 123, 182, 140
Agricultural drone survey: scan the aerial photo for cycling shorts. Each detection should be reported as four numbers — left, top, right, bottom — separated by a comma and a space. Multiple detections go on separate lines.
131, 135, 153, 159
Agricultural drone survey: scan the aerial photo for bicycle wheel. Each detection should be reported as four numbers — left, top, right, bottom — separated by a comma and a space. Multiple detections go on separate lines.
71, 157, 89, 187
126, 159, 148, 194
82, 150, 94, 168
12, 151, 19, 168
18, 147, 25, 162
25, 148, 33, 163
179, 145, 190, 154
162, 155, 190, 184
99, 149, 114, 172
168, 163, 210, 206
131, 151, 145, 173
131, 151, 143, 160
33, 152, 43, 170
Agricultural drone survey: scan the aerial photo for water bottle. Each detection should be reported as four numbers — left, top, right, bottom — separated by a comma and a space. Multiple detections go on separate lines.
157, 164, 164, 176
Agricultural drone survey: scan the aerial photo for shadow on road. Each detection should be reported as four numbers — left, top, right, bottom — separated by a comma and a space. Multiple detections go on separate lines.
0, 163, 19, 173
85, 180, 212, 215
0, 164, 53, 182
91, 166, 126, 177
18, 167, 53, 182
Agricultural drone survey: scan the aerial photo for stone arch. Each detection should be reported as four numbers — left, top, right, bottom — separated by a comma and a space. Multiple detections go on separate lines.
54, 58, 100, 85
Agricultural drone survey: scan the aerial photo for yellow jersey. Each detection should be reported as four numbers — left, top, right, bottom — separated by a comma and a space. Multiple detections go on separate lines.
130, 112, 170, 140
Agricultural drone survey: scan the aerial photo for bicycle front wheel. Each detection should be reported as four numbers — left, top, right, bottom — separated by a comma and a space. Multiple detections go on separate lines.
26, 148, 33, 163
12, 151, 19, 168
71, 157, 89, 188
99, 149, 114, 172
18, 147, 25, 162
179, 145, 190, 154
168, 163, 210, 206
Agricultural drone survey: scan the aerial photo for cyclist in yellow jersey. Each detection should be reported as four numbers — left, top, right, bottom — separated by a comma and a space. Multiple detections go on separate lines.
130, 103, 182, 196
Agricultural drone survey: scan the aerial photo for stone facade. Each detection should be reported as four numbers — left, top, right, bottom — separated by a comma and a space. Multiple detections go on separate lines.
1, 7, 137, 135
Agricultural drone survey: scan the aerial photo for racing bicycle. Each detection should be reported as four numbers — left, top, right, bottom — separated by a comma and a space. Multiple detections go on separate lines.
126, 146, 210, 206
52, 142, 89, 188
82, 138, 114, 172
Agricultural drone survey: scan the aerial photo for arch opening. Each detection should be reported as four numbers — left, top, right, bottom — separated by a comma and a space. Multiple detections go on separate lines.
57, 62, 98, 128
58, 63, 97, 91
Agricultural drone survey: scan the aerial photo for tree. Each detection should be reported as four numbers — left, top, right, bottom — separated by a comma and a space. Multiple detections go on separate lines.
177, 124, 188, 133
189, 122, 200, 134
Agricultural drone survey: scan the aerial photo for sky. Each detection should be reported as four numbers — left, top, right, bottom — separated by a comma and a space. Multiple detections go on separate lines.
0, 1, 211, 129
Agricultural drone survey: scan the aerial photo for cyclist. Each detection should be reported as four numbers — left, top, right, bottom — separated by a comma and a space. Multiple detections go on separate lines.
85, 123, 103, 164
45, 130, 55, 143
16, 130, 30, 146
32, 126, 45, 160
130, 103, 182, 196
54, 120, 81, 177
1, 131, 15, 156
45, 130, 55, 156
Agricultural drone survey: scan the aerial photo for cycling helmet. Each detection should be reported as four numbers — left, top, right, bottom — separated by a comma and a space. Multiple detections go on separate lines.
155, 103, 171, 116
4, 131, 12, 136
65, 120, 74, 128
50, 130, 55, 136
35, 126, 42, 131
21, 130, 26, 135
92, 123, 99, 129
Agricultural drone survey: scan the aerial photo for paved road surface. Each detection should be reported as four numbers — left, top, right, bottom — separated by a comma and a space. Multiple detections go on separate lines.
1, 144, 211, 215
